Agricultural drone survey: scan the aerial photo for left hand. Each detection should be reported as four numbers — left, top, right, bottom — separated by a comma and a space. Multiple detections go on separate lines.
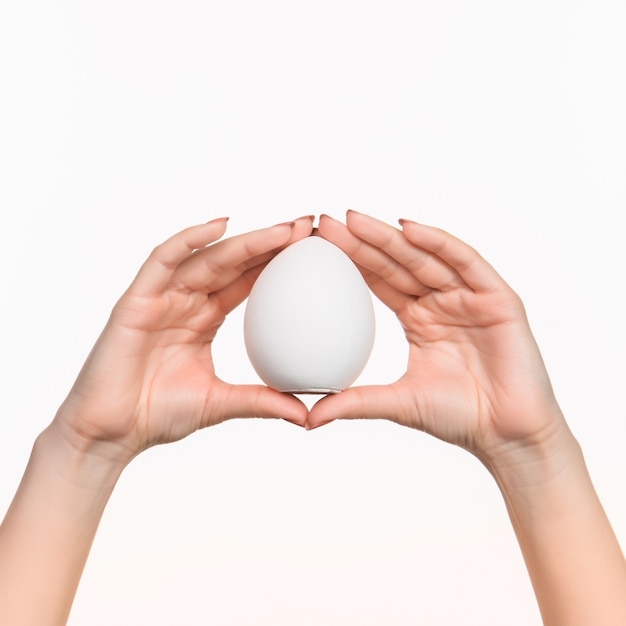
307, 212, 565, 467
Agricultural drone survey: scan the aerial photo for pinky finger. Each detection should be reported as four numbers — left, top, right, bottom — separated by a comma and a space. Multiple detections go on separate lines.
130, 218, 229, 296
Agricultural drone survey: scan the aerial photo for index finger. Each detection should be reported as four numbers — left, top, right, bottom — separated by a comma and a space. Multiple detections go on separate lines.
173, 223, 294, 293
174, 215, 315, 293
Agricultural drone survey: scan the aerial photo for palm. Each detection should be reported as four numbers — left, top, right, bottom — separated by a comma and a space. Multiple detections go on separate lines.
57, 218, 313, 459
104, 290, 227, 447
309, 213, 561, 456
391, 287, 550, 449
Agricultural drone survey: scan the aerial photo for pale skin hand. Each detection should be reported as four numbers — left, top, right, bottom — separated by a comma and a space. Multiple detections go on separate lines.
308, 211, 565, 457
2, 212, 625, 625
57, 215, 314, 462
0, 216, 313, 626
309, 211, 626, 625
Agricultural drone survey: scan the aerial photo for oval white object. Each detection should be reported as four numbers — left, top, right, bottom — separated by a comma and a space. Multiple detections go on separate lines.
244, 236, 375, 393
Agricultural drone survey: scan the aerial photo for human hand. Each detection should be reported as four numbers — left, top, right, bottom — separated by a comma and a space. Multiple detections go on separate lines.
54, 216, 314, 466
308, 212, 567, 466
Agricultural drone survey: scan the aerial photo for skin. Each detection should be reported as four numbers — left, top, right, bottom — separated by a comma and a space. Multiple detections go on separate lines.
0, 215, 314, 625
1, 211, 625, 624
308, 211, 626, 625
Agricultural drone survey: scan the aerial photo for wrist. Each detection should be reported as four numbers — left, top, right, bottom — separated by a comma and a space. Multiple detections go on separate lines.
0, 415, 129, 626
40, 415, 131, 495
478, 415, 626, 626
477, 415, 600, 552
479, 413, 583, 496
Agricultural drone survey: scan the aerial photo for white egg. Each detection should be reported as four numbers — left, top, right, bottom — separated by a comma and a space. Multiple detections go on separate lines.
243, 236, 375, 393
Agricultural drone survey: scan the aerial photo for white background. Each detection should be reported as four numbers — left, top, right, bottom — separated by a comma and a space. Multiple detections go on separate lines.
1, 1, 625, 624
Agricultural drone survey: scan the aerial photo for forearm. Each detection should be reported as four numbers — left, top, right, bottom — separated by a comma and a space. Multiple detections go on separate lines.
0, 422, 126, 625
487, 424, 626, 626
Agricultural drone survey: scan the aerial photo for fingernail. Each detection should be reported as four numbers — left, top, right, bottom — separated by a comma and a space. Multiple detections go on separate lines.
305, 419, 335, 431
296, 214, 315, 221
274, 220, 295, 228
282, 417, 305, 428
398, 218, 417, 227
207, 216, 229, 224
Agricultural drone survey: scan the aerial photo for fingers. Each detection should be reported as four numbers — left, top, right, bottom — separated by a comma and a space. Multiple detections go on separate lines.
175, 215, 315, 293
130, 216, 315, 298
399, 219, 508, 293
173, 223, 292, 293
209, 263, 266, 316
319, 211, 509, 295
351, 261, 412, 313
318, 213, 428, 297
208, 215, 318, 314
288, 214, 317, 242
131, 218, 230, 296
346, 211, 464, 292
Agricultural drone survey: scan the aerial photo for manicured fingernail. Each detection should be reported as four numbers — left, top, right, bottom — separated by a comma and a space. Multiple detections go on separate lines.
207, 216, 229, 224
275, 220, 295, 228
398, 218, 417, 227
296, 214, 315, 221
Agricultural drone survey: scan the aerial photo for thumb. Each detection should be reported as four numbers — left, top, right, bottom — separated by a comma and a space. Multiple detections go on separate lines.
219, 384, 309, 427
306, 385, 403, 430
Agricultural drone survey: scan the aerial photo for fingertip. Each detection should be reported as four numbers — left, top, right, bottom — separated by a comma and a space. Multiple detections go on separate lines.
131, 219, 232, 295
399, 219, 440, 237
282, 417, 307, 429
306, 389, 359, 428
287, 214, 316, 243
207, 218, 230, 241
319, 213, 340, 226
261, 387, 309, 426
345, 210, 396, 239
317, 213, 348, 239
282, 404, 309, 428
345, 208, 360, 224
398, 218, 435, 245
304, 417, 336, 431
317, 213, 332, 232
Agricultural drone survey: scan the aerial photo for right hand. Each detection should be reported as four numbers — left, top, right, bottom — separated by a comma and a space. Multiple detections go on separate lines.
54, 215, 314, 466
